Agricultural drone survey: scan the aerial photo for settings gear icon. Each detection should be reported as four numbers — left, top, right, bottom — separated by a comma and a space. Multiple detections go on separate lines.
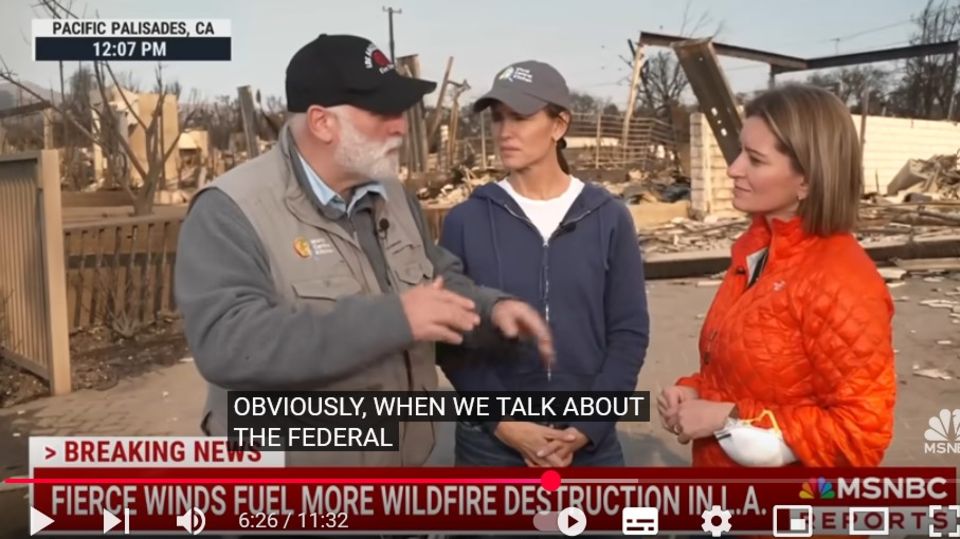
701, 505, 733, 537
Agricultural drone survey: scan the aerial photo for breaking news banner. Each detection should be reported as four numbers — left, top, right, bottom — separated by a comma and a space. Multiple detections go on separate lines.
31, 19, 231, 61
226, 391, 651, 451
9, 436, 960, 536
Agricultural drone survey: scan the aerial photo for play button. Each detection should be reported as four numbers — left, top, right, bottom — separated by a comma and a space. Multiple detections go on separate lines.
103, 510, 122, 533
557, 506, 587, 537
30, 507, 54, 535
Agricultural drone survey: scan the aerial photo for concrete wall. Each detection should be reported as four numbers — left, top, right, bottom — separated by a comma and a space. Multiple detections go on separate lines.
690, 112, 739, 218
690, 111, 960, 217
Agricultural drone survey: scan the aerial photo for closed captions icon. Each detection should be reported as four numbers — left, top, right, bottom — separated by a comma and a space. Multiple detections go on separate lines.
622, 507, 658, 535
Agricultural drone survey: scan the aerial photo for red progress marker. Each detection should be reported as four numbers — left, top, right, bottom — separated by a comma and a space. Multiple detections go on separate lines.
540, 470, 561, 492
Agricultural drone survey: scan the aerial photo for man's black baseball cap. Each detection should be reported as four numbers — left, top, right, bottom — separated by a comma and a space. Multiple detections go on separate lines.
286, 34, 437, 115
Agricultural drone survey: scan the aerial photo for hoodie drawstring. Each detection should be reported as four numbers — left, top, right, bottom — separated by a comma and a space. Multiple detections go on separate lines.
487, 199, 504, 289
599, 209, 610, 271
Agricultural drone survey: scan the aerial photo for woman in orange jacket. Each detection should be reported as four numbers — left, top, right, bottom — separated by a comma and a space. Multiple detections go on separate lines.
658, 84, 896, 468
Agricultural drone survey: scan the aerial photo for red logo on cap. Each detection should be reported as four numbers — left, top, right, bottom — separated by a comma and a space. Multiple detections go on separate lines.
371, 49, 390, 68
364, 43, 394, 73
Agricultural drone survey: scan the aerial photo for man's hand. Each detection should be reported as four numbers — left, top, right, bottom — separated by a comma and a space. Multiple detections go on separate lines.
494, 422, 574, 467
400, 277, 480, 345
533, 427, 589, 466
657, 385, 699, 434
674, 399, 735, 444
490, 300, 555, 365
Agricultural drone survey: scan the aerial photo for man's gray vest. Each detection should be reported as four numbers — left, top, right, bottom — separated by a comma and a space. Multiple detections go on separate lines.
193, 126, 437, 466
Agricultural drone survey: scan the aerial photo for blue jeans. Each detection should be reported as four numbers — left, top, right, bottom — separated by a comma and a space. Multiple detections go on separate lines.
454, 421, 625, 467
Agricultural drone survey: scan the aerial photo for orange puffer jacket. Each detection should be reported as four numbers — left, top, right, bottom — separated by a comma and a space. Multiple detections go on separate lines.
676, 215, 896, 468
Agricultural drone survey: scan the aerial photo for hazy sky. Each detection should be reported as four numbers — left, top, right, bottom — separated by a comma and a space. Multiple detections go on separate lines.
0, 0, 933, 107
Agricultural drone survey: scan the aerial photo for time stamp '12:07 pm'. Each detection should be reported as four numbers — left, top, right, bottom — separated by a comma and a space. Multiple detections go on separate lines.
32, 19, 233, 61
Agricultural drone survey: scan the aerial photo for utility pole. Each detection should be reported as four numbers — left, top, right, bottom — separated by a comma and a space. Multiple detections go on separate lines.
383, 6, 402, 62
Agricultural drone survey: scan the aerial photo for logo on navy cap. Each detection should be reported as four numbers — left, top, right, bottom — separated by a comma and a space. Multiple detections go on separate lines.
364, 43, 394, 74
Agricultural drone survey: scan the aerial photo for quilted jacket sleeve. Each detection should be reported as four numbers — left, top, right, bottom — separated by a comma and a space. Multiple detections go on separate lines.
733, 272, 896, 467
676, 373, 703, 392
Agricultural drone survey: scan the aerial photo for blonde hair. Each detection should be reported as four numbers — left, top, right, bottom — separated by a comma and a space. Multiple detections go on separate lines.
744, 84, 862, 236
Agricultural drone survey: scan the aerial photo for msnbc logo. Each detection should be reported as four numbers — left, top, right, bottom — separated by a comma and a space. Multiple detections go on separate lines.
799, 477, 836, 500
924, 409, 960, 454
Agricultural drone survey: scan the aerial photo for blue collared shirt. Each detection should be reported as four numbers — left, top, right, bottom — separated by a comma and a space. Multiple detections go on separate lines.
297, 153, 387, 214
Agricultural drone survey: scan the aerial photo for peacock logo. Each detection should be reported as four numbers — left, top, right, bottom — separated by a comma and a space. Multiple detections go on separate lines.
799, 477, 836, 500
924, 409, 960, 454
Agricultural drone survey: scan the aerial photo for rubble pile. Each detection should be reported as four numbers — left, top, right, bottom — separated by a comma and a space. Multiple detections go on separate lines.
884, 258, 960, 285
641, 198, 960, 256
416, 168, 493, 206
859, 153, 960, 246
416, 166, 689, 208
638, 216, 748, 255
884, 153, 960, 201
413, 155, 960, 257
598, 169, 691, 204
858, 203, 960, 246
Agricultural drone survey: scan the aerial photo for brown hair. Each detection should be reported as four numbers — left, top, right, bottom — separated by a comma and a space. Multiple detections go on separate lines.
544, 103, 571, 174
744, 84, 862, 236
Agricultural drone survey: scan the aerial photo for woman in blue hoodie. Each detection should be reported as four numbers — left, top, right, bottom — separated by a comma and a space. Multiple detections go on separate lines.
439, 60, 650, 467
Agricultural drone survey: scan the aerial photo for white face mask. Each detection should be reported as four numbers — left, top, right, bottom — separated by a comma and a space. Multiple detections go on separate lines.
715, 410, 797, 467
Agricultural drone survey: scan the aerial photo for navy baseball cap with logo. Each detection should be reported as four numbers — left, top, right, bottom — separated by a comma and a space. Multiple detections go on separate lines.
473, 60, 572, 116
286, 34, 437, 115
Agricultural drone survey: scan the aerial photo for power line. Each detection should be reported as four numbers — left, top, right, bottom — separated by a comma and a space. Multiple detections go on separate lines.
579, 79, 629, 88
827, 19, 914, 43
766, 6, 953, 52
823, 4, 956, 49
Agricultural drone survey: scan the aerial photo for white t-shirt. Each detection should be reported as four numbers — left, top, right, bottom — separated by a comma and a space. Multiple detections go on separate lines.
498, 176, 584, 241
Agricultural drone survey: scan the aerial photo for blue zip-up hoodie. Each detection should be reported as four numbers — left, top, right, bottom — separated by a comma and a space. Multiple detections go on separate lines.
438, 181, 650, 450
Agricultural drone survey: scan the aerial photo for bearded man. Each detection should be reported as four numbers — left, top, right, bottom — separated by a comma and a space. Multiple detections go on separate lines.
174, 34, 553, 466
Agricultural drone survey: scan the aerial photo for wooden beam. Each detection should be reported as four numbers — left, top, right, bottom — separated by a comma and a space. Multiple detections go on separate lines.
621, 39, 646, 164
859, 85, 869, 154
0, 101, 51, 119
396, 55, 429, 172
38, 150, 72, 395
595, 107, 602, 168
426, 56, 454, 142
672, 39, 743, 165
445, 81, 469, 167
641, 30, 958, 77
42, 109, 55, 148
790, 40, 960, 73
640, 31, 806, 70
479, 109, 488, 168
237, 85, 260, 158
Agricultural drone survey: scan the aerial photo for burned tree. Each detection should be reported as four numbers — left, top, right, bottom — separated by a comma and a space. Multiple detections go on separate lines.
805, 66, 892, 115
0, 0, 196, 215
889, 0, 960, 119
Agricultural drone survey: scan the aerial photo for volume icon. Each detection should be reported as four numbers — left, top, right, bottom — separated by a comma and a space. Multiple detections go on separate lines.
176, 508, 206, 535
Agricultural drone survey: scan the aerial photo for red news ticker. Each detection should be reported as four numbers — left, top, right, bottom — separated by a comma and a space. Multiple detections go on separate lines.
9, 466, 958, 534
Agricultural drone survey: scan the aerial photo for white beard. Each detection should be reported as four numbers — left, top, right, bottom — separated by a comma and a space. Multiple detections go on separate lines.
333, 117, 403, 182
